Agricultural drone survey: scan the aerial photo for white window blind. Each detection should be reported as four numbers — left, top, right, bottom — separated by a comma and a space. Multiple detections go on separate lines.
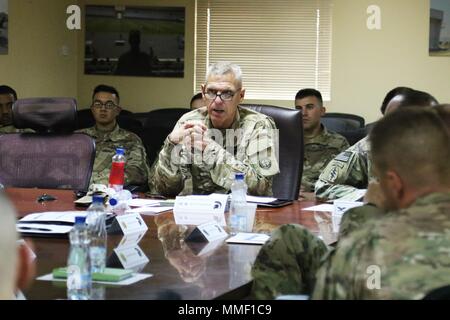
195, 0, 332, 101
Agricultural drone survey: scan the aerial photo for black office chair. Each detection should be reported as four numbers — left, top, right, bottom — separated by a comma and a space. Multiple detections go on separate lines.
0, 98, 96, 190
423, 285, 450, 300
321, 112, 365, 131
140, 108, 190, 166
241, 104, 303, 200
321, 113, 366, 145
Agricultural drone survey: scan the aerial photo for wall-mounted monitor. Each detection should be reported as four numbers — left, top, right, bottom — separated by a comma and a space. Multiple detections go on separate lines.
430, 0, 450, 56
0, 0, 8, 55
85, 5, 185, 77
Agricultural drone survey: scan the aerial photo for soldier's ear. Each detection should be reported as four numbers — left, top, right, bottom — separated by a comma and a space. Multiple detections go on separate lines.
239, 88, 246, 102
321, 106, 326, 116
384, 170, 404, 207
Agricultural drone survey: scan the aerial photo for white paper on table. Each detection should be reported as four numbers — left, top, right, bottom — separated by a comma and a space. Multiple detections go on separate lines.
127, 199, 161, 207
125, 207, 173, 215
37, 273, 153, 286
332, 189, 367, 202
18, 211, 88, 224
303, 204, 334, 212
246, 196, 278, 204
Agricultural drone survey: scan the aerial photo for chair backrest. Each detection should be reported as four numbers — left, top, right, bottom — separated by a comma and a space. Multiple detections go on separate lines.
1, 98, 96, 190
241, 104, 303, 200
140, 108, 190, 166
423, 285, 450, 300
0, 133, 95, 190
321, 112, 365, 132
13, 97, 77, 133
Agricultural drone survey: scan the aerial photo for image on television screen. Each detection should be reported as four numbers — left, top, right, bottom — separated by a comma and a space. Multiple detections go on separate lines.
85, 5, 185, 77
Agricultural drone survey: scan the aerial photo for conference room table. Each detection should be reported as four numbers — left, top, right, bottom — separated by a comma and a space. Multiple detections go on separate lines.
6, 188, 337, 300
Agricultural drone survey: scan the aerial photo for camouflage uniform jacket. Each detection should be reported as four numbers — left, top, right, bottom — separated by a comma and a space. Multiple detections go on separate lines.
0, 125, 33, 133
77, 125, 149, 186
313, 192, 450, 299
151, 106, 280, 196
315, 136, 374, 200
302, 126, 349, 192
338, 204, 385, 239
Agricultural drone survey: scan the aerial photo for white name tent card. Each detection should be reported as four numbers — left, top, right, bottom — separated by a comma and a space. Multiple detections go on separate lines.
185, 221, 228, 243
107, 230, 149, 272
117, 231, 147, 248
173, 194, 228, 226
108, 213, 148, 235
108, 245, 150, 272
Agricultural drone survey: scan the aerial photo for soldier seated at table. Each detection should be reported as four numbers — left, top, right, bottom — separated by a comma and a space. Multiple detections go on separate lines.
294, 88, 349, 195
314, 88, 438, 201
150, 61, 279, 197
251, 107, 450, 300
77, 85, 150, 189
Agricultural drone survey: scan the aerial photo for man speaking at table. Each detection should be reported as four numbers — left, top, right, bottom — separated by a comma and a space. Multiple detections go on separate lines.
150, 61, 279, 196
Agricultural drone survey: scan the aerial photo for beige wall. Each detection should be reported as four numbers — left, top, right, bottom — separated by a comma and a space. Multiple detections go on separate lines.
0, 0, 77, 98
4, 1, 450, 122
330, 0, 450, 122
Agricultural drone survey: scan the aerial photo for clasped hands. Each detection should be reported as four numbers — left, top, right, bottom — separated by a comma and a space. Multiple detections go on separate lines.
169, 121, 210, 152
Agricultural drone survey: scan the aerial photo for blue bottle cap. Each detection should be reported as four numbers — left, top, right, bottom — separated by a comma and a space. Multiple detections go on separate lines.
235, 172, 245, 180
109, 198, 118, 206
75, 216, 86, 224
116, 148, 125, 155
92, 195, 103, 203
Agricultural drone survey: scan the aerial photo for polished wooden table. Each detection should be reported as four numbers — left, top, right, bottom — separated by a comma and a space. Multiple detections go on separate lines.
6, 188, 335, 300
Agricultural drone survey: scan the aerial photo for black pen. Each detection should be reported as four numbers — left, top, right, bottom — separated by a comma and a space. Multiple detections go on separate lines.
18, 226, 52, 232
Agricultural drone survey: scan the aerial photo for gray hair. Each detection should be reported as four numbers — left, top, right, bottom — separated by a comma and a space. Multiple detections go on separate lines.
205, 61, 243, 87
0, 192, 18, 299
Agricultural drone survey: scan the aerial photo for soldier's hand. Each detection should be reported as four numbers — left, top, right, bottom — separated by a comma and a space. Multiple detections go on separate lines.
169, 122, 207, 145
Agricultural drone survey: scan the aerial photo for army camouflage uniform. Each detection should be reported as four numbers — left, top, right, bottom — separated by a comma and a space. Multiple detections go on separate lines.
77, 125, 149, 187
315, 136, 375, 200
150, 106, 280, 197
313, 192, 450, 299
338, 203, 385, 239
0, 125, 33, 133
251, 192, 450, 300
302, 126, 349, 192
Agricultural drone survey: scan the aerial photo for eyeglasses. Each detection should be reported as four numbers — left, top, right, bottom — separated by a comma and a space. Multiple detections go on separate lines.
92, 100, 118, 110
204, 89, 241, 101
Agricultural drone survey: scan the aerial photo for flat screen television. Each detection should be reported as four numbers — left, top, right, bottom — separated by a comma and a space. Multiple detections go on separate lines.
84, 5, 185, 77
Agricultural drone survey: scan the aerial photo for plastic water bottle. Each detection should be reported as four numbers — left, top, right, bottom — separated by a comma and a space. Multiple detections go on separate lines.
109, 189, 132, 215
108, 147, 126, 192
86, 196, 107, 274
67, 216, 91, 300
229, 172, 248, 234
